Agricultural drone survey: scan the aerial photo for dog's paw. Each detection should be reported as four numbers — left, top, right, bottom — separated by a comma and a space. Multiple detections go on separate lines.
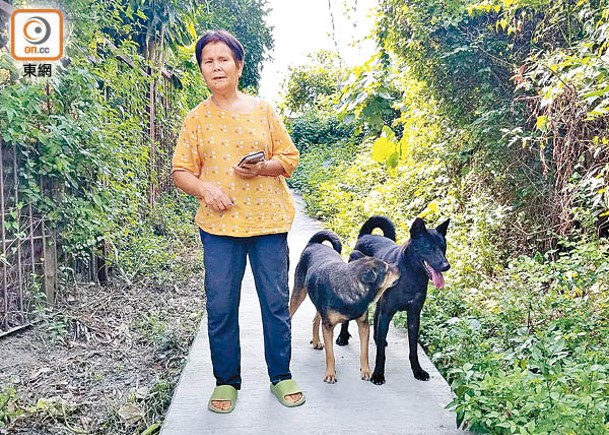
370, 372, 385, 385
310, 340, 324, 350
335, 333, 351, 346
360, 368, 372, 381
413, 368, 430, 381
324, 373, 337, 384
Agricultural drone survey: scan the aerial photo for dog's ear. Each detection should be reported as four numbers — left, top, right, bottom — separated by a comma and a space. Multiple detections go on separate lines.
436, 219, 450, 237
361, 267, 379, 284
349, 250, 366, 262
410, 217, 426, 237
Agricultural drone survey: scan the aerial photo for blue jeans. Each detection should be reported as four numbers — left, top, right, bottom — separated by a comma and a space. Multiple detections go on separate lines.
199, 229, 292, 389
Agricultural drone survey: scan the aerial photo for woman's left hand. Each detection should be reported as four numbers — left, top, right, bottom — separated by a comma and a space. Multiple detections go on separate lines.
233, 161, 266, 179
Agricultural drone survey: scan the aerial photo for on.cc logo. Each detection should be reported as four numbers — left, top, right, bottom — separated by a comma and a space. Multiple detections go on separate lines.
10, 9, 63, 61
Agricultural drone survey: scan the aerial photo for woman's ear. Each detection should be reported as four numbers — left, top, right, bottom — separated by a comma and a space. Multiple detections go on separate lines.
237, 61, 244, 78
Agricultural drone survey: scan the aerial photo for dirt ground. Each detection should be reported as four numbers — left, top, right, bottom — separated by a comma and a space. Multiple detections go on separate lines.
0, 274, 205, 434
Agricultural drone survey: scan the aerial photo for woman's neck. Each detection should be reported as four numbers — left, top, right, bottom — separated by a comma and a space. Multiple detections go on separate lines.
211, 90, 240, 109
210, 91, 258, 114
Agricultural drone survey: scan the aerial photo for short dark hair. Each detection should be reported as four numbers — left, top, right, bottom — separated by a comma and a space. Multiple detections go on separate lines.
195, 30, 245, 68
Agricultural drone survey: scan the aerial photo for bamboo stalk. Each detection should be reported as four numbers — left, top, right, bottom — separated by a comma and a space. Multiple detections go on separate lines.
29, 204, 36, 278
0, 140, 8, 330
13, 143, 24, 322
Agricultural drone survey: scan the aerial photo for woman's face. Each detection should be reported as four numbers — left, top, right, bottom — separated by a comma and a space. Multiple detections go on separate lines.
200, 41, 243, 95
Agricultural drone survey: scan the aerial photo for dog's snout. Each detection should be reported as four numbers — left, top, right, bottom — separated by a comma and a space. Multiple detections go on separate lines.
440, 261, 450, 272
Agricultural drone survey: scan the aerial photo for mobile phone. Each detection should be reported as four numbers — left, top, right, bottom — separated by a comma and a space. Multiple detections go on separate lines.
237, 151, 265, 167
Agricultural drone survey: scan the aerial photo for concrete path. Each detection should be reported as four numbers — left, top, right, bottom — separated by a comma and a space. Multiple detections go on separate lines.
161, 194, 465, 435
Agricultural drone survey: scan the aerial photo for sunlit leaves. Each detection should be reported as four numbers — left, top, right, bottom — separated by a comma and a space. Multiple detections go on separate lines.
535, 115, 548, 131
280, 50, 344, 115
371, 134, 398, 168
419, 201, 440, 219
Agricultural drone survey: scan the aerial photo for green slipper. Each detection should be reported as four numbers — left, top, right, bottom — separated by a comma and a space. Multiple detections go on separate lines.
208, 385, 238, 414
270, 379, 306, 407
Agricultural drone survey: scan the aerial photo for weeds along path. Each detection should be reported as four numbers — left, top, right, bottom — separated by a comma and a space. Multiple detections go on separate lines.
0, 244, 205, 434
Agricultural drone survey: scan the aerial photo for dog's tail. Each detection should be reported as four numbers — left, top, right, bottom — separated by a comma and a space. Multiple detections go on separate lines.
307, 230, 342, 254
358, 216, 397, 241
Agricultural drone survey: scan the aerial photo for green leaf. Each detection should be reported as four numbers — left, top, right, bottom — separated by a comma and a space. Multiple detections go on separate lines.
536, 115, 548, 131
587, 107, 609, 120
371, 136, 396, 163
582, 86, 609, 98
386, 151, 400, 168
381, 125, 396, 142
456, 410, 465, 428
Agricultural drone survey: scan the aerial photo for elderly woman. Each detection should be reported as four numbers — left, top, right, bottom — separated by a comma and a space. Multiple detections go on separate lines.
171, 29, 304, 413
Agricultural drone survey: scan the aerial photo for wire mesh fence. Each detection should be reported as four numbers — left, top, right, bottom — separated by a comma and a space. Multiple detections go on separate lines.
0, 139, 56, 334
0, 72, 178, 334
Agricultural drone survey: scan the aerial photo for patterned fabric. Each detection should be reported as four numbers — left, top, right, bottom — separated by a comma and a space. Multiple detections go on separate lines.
172, 99, 300, 237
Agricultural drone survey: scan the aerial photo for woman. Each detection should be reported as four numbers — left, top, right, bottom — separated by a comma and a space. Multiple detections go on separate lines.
171, 29, 304, 414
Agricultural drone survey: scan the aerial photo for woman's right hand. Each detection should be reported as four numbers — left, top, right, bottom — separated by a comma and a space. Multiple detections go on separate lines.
201, 182, 234, 212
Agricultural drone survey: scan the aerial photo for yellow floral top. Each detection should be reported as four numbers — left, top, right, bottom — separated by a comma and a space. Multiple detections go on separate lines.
171, 98, 300, 237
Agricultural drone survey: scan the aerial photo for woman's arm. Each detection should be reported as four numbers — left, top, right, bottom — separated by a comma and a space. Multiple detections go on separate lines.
265, 103, 299, 177
172, 170, 234, 211
232, 158, 287, 179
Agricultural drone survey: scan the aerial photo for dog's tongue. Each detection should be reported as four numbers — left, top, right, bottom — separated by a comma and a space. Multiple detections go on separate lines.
430, 269, 445, 289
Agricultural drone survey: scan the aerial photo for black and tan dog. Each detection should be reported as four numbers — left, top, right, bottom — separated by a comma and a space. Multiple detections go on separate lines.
289, 230, 400, 383
337, 216, 450, 384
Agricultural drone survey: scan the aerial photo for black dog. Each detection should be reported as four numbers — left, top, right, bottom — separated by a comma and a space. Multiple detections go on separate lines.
337, 216, 449, 384
289, 230, 400, 383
